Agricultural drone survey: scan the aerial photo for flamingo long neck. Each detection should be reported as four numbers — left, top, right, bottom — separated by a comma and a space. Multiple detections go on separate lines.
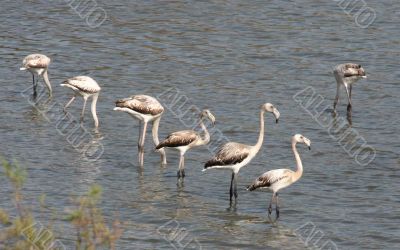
336, 71, 352, 86
91, 93, 99, 127
42, 70, 52, 95
198, 118, 210, 146
152, 116, 167, 164
253, 109, 265, 153
292, 140, 303, 182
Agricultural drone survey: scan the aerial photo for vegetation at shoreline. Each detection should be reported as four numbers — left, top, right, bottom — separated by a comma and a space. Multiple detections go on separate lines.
0, 158, 123, 249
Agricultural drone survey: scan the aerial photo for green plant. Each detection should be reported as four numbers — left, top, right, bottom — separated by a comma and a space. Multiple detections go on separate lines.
0, 157, 123, 250
66, 185, 123, 250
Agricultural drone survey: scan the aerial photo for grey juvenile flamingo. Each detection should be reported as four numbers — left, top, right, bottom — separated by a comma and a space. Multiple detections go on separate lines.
61, 76, 101, 128
203, 103, 280, 203
20, 54, 52, 97
113, 95, 167, 167
333, 63, 367, 114
156, 109, 215, 179
247, 134, 311, 221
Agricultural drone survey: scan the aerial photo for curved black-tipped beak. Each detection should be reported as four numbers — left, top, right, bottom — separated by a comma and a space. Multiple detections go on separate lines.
308, 146, 311, 150
276, 119, 279, 124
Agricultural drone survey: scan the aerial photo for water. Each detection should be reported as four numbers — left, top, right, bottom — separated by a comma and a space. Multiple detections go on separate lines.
1, 0, 399, 249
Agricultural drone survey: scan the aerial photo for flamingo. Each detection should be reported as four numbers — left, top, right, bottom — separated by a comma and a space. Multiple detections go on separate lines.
60, 76, 101, 128
333, 63, 367, 114
20, 54, 52, 97
113, 95, 167, 167
203, 103, 280, 203
247, 134, 311, 221
156, 109, 216, 179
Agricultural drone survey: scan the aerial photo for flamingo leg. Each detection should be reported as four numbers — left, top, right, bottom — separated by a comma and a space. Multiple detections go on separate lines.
137, 122, 142, 162
347, 84, 353, 124
32, 73, 37, 98
349, 84, 352, 100
81, 97, 88, 123
333, 83, 340, 113
233, 173, 238, 199
275, 192, 280, 220
138, 121, 147, 167
177, 153, 185, 179
229, 172, 234, 203
64, 95, 76, 112
268, 193, 275, 215
344, 83, 352, 113
137, 121, 142, 149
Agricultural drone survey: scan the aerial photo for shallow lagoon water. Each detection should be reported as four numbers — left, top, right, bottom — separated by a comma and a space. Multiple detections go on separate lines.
0, 0, 399, 249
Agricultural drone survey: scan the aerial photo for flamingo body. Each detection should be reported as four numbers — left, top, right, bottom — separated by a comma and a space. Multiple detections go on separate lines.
156, 110, 215, 179
203, 103, 280, 203
114, 95, 167, 166
247, 134, 311, 221
61, 76, 101, 128
333, 63, 367, 114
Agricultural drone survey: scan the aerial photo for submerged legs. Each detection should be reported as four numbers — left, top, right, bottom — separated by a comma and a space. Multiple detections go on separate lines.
32, 73, 38, 98
333, 83, 340, 113
345, 84, 352, 113
268, 192, 280, 222
275, 193, 280, 219
268, 193, 275, 215
229, 172, 238, 204
229, 172, 234, 203
177, 153, 185, 179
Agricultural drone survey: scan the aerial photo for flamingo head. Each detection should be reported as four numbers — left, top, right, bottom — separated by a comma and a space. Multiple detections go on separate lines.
262, 103, 280, 123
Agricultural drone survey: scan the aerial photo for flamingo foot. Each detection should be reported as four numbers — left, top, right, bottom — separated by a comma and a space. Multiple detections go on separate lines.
177, 169, 185, 179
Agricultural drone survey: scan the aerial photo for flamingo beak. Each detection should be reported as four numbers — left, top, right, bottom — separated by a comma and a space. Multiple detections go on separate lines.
273, 108, 280, 124
209, 113, 216, 126
308, 146, 311, 150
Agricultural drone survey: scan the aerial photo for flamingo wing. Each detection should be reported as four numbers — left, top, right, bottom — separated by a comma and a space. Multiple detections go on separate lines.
247, 169, 292, 191
156, 130, 198, 149
204, 142, 250, 169
62, 76, 100, 93
115, 95, 163, 115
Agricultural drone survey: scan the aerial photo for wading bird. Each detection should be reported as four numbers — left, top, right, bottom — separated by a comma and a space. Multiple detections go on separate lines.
20, 54, 52, 97
247, 134, 311, 221
156, 109, 216, 179
203, 103, 280, 203
60, 76, 101, 128
113, 95, 167, 167
333, 63, 367, 114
